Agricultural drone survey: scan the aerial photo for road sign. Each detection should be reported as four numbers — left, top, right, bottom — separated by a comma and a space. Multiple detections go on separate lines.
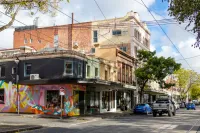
59, 87, 65, 96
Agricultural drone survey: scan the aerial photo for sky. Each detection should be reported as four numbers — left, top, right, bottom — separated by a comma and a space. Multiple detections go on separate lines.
0, 0, 199, 72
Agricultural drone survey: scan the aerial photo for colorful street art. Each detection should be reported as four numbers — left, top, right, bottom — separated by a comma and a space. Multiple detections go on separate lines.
0, 80, 86, 116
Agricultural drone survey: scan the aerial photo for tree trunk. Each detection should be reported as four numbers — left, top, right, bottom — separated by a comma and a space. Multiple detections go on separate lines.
0, 6, 20, 32
140, 91, 144, 103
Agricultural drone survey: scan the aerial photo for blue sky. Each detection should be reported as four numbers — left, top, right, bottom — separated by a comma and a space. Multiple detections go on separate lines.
0, 0, 198, 71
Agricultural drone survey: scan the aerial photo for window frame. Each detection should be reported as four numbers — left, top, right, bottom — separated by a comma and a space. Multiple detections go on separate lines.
64, 61, 73, 76
0, 65, 6, 77
93, 30, 98, 43
12, 67, 16, 75
112, 30, 122, 36
24, 63, 32, 77
95, 67, 99, 77
87, 65, 90, 77
78, 63, 82, 77
24, 38, 28, 44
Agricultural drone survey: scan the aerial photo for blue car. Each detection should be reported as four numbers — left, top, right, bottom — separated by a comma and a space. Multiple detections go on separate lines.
134, 104, 152, 114
186, 103, 196, 110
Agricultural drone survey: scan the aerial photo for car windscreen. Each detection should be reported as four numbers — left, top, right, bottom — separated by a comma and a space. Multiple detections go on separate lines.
156, 100, 169, 103
188, 103, 194, 106
137, 104, 145, 107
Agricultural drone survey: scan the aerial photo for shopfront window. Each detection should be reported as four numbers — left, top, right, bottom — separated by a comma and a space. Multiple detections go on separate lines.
46, 90, 61, 109
86, 91, 100, 113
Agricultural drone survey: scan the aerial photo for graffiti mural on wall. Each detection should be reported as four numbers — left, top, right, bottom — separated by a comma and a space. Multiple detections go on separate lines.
0, 80, 86, 116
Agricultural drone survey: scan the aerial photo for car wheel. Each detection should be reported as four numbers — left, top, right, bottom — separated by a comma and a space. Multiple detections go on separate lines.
172, 111, 176, 116
168, 111, 172, 117
159, 113, 162, 116
153, 112, 157, 117
194, 108, 196, 110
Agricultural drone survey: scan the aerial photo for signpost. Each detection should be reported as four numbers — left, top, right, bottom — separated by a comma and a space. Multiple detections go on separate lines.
59, 87, 65, 119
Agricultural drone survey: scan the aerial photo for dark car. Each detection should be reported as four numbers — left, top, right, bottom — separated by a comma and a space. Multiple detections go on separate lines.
133, 104, 152, 115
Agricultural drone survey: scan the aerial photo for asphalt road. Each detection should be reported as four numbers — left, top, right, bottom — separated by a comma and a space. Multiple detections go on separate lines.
23, 108, 200, 133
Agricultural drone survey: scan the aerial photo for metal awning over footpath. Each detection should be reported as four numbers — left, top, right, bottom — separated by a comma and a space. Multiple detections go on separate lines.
144, 88, 168, 95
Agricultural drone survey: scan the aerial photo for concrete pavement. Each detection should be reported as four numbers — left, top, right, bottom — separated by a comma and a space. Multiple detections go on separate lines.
22, 108, 200, 133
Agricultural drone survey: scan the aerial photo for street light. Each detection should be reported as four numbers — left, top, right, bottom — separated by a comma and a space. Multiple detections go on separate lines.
15, 58, 20, 115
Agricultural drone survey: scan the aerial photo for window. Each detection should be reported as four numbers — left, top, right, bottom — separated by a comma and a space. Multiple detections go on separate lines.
54, 34, 59, 47
120, 46, 127, 52
91, 48, 95, 53
112, 30, 121, 36
24, 38, 28, 44
12, 67, 16, 75
93, 31, 98, 43
65, 61, 73, 75
46, 90, 60, 108
95, 68, 98, 77
134, 46, 138, 57
0, 66, 5, 77
134, 29, 141, 41
0, 89, 4, 104
105, 70, 108, 80
144, 38, 149, 47
24, 63, 31, 76
87, 65, 90, 77
30, 38, 33, 43
78, 63, 82, 77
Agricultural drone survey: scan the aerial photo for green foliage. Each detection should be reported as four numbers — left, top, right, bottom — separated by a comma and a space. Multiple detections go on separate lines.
165, 0, 200, 45
174, 68, 200, 99
136, 50, 181, 102
190, 84, 200, 100
0, 0, 70, 32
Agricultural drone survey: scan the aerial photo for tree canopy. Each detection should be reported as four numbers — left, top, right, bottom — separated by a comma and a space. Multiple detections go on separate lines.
0, 0, 70, 32
135, 50, 181, 103
174, 68, 200, 100
190, 84, 200, 100
166, 0, 200, 48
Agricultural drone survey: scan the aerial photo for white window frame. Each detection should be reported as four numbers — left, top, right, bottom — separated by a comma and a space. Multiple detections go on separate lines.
87, 65, 90, 77
24, 38, 28, 44
24, 63, 32, 77
64, 61, 73, 76
78, 63, 82, 77
12, 67, 16, 75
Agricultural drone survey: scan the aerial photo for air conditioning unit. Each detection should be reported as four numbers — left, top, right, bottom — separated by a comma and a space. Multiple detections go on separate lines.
30, 74, 40, 80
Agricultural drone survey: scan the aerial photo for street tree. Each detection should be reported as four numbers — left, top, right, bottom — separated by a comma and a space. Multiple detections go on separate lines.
135, 50, 181, 103
174, 68, 200, 100
0, 0, 70, 32
165, 0, 200, 48
190, 84, 200, 100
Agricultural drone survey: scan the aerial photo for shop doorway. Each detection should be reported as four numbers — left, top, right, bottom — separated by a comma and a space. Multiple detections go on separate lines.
73, 90, 85, 115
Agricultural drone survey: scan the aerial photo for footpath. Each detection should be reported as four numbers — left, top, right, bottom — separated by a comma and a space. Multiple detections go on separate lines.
0, 111, 131, 133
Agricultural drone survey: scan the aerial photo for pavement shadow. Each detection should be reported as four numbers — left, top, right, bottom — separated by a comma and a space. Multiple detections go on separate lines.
22, 125, 156, 133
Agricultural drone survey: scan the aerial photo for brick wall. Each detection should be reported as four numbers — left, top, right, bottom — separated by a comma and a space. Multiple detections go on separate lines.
13, 22, 92, 52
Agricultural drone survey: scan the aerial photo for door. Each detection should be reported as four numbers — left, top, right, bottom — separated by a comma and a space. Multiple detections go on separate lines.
79, 91, 85, 115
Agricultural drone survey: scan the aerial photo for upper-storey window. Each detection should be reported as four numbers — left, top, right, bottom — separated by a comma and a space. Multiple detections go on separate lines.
120, 46, 127, 52
0, 65, 5, 77
93, 31, 98, 43
134, 29, 141, 42
112, 30, 121, 36
65, 61, 73, 75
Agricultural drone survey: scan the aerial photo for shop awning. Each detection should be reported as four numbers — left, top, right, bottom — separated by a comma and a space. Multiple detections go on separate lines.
78, 79, 111, 85
144, 88, 167, 95
123, 84, 137, 90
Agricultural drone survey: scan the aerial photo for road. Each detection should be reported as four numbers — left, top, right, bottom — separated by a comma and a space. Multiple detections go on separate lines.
22, 108, 200, 133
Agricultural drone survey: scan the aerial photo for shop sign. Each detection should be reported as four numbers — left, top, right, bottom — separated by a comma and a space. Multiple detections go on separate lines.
59, 87, 65, 96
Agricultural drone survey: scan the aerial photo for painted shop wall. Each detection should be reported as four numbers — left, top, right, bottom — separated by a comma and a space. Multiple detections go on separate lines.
0, 80, 86, 116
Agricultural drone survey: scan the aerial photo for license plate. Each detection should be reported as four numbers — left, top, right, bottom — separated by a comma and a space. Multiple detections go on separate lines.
158, 110, 162, 112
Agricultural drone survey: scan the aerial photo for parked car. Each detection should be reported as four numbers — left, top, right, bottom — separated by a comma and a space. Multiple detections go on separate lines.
133, 104, 152, 115
186, 103, 196, 110
180, 102, 186, 108
192, 100, 199, 105
152, 99, 176, 117
174, 101, 180, 110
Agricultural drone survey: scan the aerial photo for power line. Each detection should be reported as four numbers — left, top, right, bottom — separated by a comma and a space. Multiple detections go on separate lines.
140, 0, 194, 71
0, 11, 69, 48
93, 0, 107, 19
47, 3, 117, 45
176, 54, 200, 61
133, 0, 196, 37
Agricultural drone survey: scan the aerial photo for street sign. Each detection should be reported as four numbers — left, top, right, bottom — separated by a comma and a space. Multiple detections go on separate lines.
59, 87, 65, 96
